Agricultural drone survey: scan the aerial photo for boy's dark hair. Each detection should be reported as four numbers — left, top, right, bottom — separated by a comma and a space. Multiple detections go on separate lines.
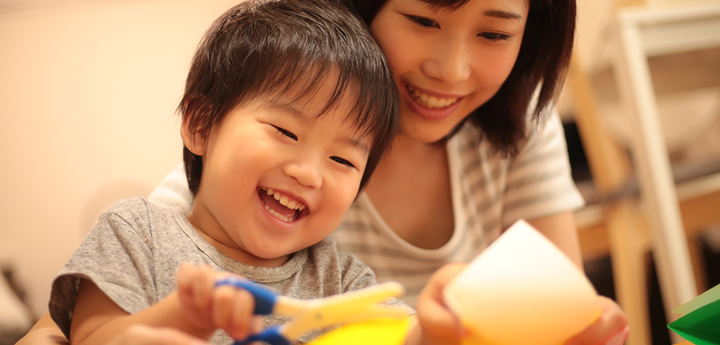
181, 0, 398, 196
349, 0, 576, 156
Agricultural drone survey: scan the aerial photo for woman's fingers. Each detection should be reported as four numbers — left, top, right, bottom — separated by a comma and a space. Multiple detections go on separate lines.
564, 296, 628, 345
416, 263, 469, 340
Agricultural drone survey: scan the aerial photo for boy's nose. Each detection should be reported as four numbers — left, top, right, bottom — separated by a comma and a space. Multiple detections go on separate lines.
283, 158, 322, 189
421, 39, 471, 85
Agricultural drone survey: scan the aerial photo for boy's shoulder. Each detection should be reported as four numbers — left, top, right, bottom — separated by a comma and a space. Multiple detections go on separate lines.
97, 196, 181, 233
105, 196, 172, 213
305, 236, 379, 291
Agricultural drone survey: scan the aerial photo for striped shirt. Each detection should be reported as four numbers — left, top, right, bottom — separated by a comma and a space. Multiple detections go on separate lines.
148, 111, 584, 307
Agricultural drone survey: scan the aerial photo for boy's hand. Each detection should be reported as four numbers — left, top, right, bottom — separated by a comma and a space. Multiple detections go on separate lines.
176, 263, 262, 340
414, 263, 470, 345
564, 296, 629, 345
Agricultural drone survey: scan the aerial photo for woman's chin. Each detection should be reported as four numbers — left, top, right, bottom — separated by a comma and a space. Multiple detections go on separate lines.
398, 120, 459, 144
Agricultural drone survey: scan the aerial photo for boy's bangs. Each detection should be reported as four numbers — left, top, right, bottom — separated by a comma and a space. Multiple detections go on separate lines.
241, 58, 392, 143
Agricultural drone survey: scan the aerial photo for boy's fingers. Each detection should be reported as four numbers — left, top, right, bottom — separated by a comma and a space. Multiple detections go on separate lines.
213, 285, 255, 340
192, 266, 217, 313
230, 288, 256, 340
212, 285, 236, 329
176, 263, 196, 294
177, 264, 205, 317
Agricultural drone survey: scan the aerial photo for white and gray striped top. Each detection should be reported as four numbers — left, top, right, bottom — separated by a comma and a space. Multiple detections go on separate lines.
148, 111, 584, 308
331, 111, 584, 307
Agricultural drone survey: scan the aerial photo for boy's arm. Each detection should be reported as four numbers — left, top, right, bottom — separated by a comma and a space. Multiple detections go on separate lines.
71, 264, 258, 345
70, 279, 212, 345
16, 313, 70, 345
16, 312, 212, 345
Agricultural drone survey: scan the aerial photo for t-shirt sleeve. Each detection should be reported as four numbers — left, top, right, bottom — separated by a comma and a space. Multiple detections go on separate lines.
49, 198, 157, 340
501, 109, 585, 227
147, 163, 193, 214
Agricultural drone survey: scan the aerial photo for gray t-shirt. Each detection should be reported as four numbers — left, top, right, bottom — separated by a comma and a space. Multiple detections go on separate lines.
49, 197, 412, 344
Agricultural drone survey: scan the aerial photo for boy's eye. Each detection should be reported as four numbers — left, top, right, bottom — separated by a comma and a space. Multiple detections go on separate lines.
479, 32, 511, 41
330, 156, 356, 169
406, 15, 439, 29
272, 125, 297, 141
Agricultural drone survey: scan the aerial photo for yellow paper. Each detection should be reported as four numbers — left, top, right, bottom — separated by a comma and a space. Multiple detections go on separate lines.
308, 317, 413, 345
443, 220, 602, 345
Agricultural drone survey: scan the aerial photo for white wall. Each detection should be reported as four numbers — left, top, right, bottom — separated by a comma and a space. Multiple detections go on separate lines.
0, 0, 241, 317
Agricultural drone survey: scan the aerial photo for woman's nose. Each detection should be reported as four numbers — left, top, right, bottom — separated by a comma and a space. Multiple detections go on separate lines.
421, 39, 471, 85
283, 156, 323, 189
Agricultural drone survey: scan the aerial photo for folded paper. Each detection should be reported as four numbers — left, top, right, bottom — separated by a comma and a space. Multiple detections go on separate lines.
443, 220, 602, 345
668, 283, 720, 345
308, 317, 413, 345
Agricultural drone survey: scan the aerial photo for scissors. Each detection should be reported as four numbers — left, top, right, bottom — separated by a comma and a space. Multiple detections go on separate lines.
214, 277, 408, 345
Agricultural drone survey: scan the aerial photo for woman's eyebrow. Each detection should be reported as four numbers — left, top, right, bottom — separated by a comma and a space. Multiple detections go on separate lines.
484, 9, 523, 20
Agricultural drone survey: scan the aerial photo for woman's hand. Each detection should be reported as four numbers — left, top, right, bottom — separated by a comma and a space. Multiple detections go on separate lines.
411, 263, 470, 345
565, 296, 629, 345
175, 263, 262, 340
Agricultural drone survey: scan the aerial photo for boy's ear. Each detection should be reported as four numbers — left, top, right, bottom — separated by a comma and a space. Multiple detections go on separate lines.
181, 119, 207, 156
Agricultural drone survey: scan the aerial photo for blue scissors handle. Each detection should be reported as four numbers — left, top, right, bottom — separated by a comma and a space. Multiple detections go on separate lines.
215, 277, 278, 315
233, 325, 290, 345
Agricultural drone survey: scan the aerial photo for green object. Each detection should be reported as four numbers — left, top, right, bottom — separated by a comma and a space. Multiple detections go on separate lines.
668, 284, 720, 345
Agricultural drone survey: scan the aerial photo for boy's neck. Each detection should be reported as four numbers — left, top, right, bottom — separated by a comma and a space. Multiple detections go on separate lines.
185, 208, 290, 268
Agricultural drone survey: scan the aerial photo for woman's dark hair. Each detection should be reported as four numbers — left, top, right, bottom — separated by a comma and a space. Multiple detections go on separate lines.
181, 0, 398, 196
348, 0, 576, 156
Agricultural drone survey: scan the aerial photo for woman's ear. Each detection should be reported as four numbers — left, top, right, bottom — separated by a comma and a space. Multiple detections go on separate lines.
181, 119, 207, 156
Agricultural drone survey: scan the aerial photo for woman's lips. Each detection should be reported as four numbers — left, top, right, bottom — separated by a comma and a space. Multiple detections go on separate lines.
403, 84, 463, 120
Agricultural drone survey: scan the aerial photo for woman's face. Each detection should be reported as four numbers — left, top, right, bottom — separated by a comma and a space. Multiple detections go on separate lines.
370, 0, 529, 143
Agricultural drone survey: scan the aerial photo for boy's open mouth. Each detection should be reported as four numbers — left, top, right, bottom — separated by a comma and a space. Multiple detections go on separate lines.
258, 187, 308, 223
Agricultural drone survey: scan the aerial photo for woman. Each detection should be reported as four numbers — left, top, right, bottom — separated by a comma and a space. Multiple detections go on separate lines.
20, 0, 628, 344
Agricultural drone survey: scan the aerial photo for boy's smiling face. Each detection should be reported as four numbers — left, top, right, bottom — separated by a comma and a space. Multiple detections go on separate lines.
183, 78, 371, 267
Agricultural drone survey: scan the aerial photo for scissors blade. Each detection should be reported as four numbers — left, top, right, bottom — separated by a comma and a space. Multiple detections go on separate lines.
332, 304, 410, 325
282, 282, 405, 340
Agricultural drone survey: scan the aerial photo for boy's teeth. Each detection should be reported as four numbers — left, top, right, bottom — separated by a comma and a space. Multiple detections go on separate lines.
260, 187, 307, 211
265, 205, 293, 222
407, 85, 458, 109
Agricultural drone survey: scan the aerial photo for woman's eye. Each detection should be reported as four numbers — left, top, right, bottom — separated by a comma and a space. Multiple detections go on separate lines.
330, 156, 356, 169
406, 15, 439, 28
479, 32, 511, 41
272, 125, 297, 141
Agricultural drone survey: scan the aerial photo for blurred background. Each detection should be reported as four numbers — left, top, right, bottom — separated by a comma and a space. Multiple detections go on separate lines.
0, 0, 719, 344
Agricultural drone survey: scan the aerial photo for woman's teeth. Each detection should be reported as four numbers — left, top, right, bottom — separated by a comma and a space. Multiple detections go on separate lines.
407, 85, 458, 109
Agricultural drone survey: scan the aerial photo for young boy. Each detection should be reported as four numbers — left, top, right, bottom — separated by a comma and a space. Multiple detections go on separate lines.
47, 0, 466, 344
